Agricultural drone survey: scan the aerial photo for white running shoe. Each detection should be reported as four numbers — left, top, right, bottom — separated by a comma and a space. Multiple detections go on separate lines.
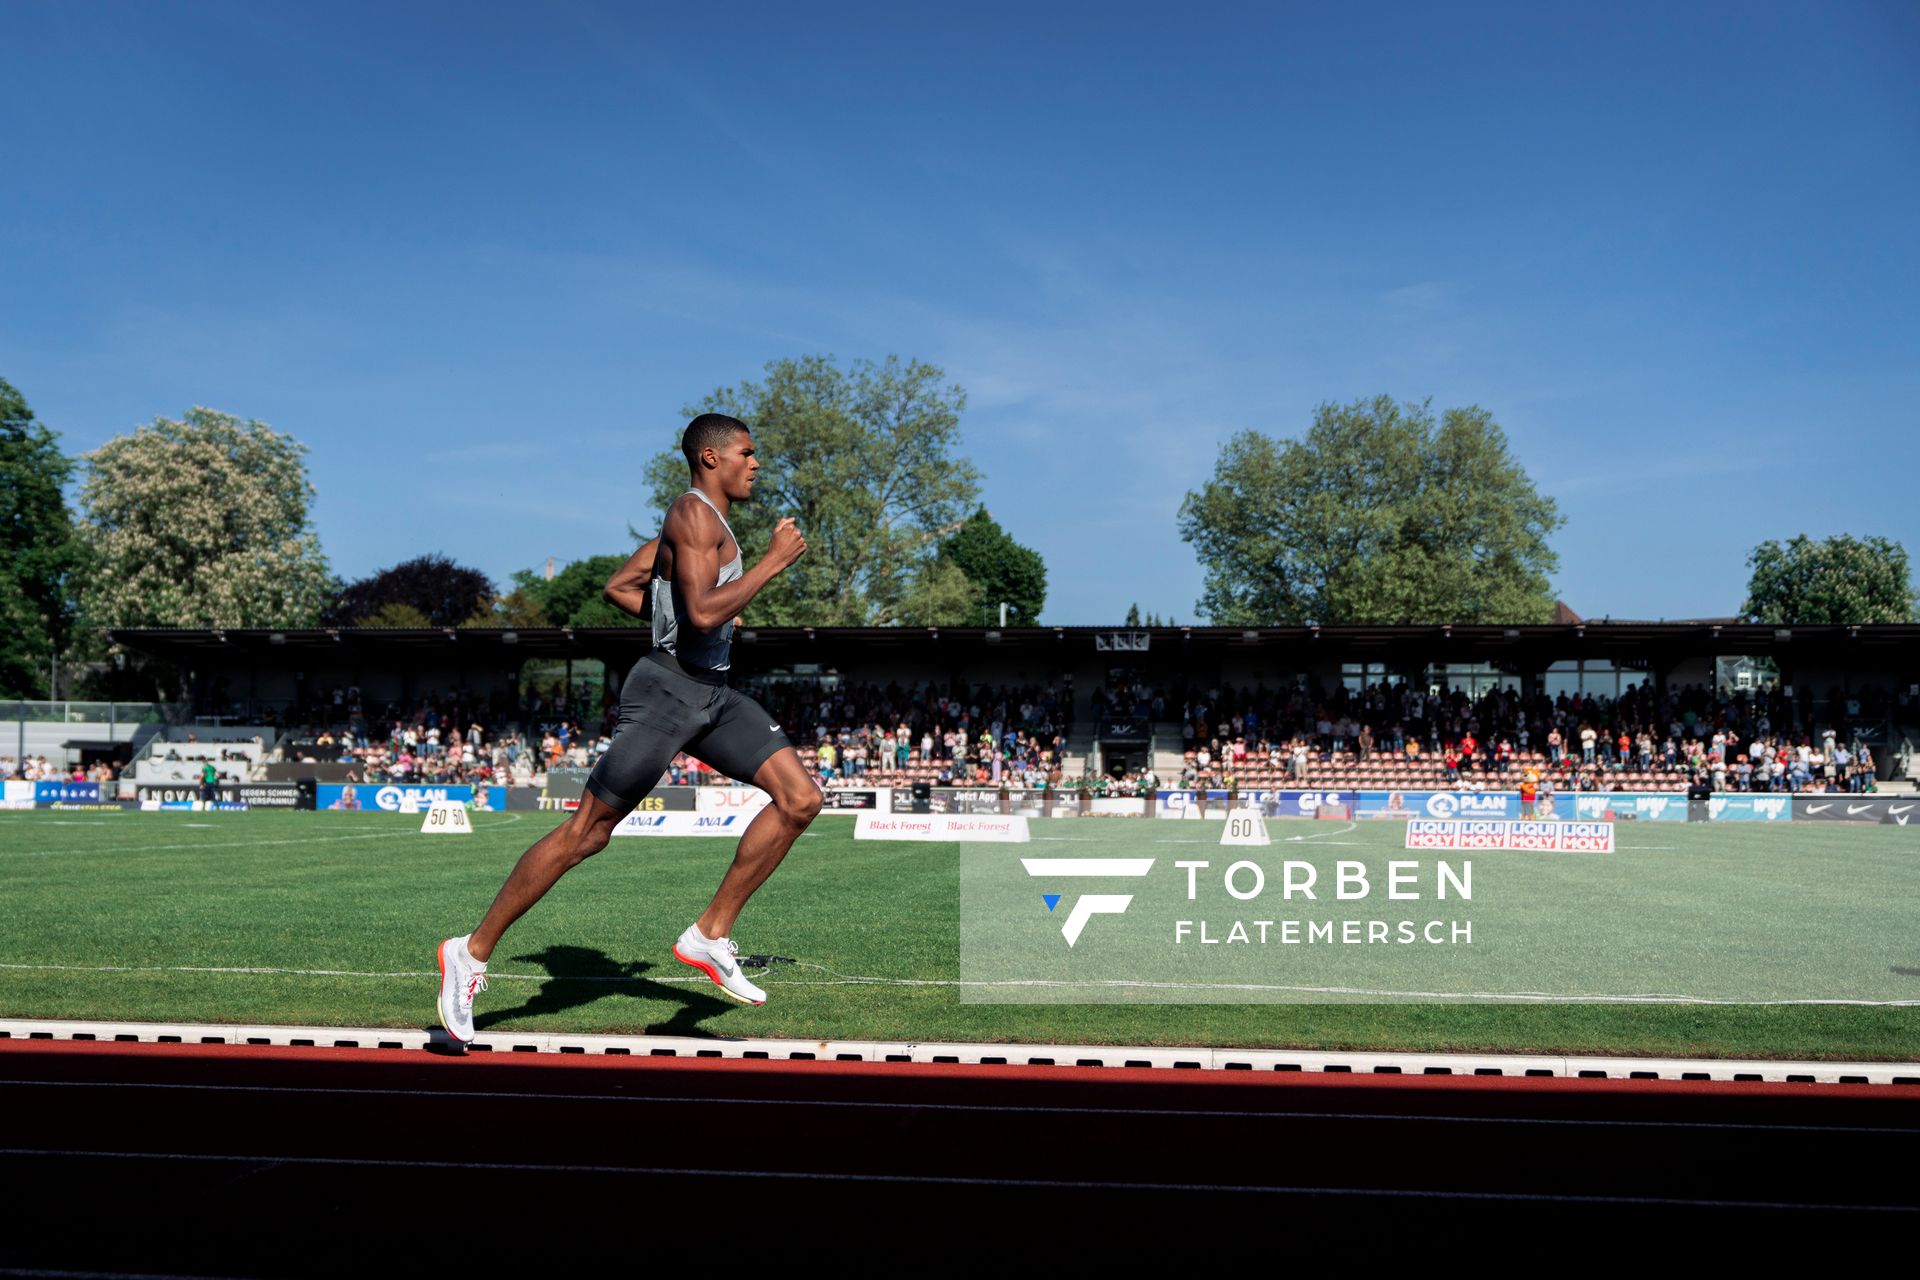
436, 935, 488, 1044
673, 925, 766, 1005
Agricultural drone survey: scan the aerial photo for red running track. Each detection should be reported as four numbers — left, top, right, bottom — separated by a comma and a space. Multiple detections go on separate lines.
0, 1038, 1915, 1272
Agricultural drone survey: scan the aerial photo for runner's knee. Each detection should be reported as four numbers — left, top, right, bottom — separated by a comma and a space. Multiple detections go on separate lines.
560, 816, 614, 865
779, 786, 822, 825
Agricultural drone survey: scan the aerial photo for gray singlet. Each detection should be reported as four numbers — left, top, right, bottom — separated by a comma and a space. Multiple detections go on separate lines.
651, 488, 744, 672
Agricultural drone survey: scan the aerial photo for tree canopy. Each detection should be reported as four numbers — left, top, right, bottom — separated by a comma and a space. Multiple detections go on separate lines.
645, 355, 984, 626
0, 378, 83, 696
511, 554, 643, 628
938, 506, 1046, 625
1176, 396, 1563, 625
326, 554, 494, 628
78, 407, 333, 636
1741, 534, 1915, 624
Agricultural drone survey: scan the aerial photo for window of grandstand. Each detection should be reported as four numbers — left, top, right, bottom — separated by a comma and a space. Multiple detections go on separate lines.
1424, 662, 1514, 697
1543, 660, 1649, 701
1714, 655, 1779, 694
1341, 662, 1390, 692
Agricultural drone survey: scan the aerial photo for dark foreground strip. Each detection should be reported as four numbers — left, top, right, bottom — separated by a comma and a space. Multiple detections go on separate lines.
6, 1076, 1915, 1135
3, 1147, 1912, 1214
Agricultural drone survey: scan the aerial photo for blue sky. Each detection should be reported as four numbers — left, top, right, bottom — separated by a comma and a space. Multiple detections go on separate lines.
5, 1, 1916, 623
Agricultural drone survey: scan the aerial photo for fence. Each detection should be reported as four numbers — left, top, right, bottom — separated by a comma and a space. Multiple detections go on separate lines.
8, 702, 174, 725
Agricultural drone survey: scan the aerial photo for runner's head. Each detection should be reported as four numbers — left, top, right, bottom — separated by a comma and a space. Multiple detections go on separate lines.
682, 413, 758, 501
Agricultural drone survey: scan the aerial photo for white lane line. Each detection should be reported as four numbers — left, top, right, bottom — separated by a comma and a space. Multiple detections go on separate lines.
0, 960, 705, 985
6, 1079, 1912, 1136
2, 959, 1912, 1007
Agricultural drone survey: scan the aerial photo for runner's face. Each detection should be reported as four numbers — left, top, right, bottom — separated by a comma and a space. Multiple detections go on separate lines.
712, 432, 759, 501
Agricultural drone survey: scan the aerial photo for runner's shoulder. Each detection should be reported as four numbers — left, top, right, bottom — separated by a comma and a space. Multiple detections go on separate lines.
664, 492, 723, 538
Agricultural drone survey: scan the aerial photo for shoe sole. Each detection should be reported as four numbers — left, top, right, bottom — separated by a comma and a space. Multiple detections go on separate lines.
673, 944, 766, 1005
436, 939, 474, 1045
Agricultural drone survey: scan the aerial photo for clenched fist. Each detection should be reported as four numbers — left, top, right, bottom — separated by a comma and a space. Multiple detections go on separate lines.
767, 517, 808, 571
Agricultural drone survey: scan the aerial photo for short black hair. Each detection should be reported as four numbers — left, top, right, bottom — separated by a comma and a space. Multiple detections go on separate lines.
682, 413, 749, 470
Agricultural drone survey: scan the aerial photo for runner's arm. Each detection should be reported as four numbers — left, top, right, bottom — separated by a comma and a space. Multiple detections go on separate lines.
666, 498, 806, 632
603, 538, 660, 618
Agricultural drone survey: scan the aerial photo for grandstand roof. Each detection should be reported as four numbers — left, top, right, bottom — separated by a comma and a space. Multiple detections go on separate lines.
109, 622, 1920, 670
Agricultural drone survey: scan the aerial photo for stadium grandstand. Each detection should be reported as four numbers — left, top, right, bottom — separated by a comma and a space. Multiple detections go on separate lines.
3, 619, 1906, 804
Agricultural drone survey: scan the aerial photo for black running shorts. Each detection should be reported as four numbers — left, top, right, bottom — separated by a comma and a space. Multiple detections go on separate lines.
583, 651, 793, 813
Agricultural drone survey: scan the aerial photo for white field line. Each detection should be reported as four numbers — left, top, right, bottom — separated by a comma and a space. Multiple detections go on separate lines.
1033, 820, 1362, 846
2, 958, 1913, 1007
0, 813, 525, 857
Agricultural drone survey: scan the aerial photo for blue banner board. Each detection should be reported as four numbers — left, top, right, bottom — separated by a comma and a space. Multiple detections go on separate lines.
1559, 794, 1688, 822
34, 781, 100, 804
317, 784, 508, 812
1705, 794, 1793, 822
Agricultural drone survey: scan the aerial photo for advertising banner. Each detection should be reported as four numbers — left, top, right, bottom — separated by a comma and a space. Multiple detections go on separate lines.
856, 813, 1031, 842
931, 787, 1008, 816
1560, 793, 1686, 823
34, 781, 101, 805
3, 780, 34, 809
1264, 790, 1352, 818
1089, 797, 1151, 817
1406, 819, 1615, 852
1793, 796, 1918, 823
819, 789, 885, 811
1351, 790, 1520, 820
1154, 790, 1277, 818
1705, 795, 1793, 823
137, 784, 301, 808
610, 812, 753, 838
695, 785, 772, 817
537, 784, 697, 814
316, 784, 509, 812
541, 768, 593, 805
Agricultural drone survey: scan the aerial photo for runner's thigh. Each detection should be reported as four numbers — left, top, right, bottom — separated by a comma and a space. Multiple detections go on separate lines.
686, 688, 794, 785
585, 661, 709, 811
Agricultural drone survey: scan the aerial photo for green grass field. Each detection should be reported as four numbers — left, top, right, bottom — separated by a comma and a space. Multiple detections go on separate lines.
1, 808, 1915, 1060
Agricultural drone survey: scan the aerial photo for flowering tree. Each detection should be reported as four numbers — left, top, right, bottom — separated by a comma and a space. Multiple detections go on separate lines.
1742, 535, 1915, 624
78, 408, 333, 639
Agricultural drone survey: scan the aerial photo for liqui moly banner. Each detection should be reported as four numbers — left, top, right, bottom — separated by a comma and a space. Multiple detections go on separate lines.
1406, 819, 1615, 852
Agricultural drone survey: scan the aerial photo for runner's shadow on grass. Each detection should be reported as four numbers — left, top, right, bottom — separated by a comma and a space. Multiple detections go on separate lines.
1892, 967, 1920, 978
473, 944, 735, 1037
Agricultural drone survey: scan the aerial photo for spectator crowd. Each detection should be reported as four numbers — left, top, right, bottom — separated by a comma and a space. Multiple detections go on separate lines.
1156, 676, 1884, 795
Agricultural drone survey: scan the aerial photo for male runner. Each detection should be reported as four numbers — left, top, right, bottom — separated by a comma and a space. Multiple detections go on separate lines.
436, 413, 818, 1043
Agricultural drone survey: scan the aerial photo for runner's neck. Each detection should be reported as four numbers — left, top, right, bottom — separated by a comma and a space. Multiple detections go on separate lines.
689, 481, 731, 522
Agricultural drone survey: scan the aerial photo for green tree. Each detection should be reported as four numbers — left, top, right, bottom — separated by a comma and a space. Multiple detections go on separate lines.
938, 506, 1046, 625
360, 601, 432, 628
1176, 396, 1563, 625
77, 407, 333, 638
511, 554, 644, 628
1741, 535, 1915, 624
464, 586, 550, 629
0, 378, 83, 696
646, 355, 983, 625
